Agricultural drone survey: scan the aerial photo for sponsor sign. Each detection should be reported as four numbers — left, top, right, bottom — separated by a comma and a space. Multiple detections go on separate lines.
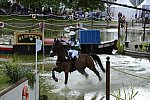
15, 32, 43, 44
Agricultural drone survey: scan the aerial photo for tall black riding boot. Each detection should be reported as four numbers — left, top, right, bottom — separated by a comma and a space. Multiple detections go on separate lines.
68, 52, 72, 61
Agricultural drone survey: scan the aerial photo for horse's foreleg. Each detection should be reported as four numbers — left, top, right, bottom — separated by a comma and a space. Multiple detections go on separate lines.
64, 72, 68, 85
52, 68, 58, 82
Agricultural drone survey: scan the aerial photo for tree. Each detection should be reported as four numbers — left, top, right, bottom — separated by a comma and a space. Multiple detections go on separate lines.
62, 0, 105, 11
17, 0, 61, 14
15, 0, 105, 14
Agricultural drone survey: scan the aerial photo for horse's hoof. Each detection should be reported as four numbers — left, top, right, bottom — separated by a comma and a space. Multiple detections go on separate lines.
54, 78, 58, 82
64, 81, 68, 85
99, 77, 102, 81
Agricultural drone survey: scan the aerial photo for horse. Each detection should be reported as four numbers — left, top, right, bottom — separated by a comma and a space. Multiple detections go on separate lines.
50, 38, 105, 85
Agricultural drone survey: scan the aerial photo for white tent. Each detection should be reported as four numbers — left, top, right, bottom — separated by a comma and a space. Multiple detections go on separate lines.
138, 0, 150, 7
110, 0, 136, 21
137, 0, 150, 18
129, 0, 144, 7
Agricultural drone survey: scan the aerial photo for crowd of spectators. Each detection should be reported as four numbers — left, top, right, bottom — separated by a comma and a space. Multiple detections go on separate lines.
0, 1, 108, 21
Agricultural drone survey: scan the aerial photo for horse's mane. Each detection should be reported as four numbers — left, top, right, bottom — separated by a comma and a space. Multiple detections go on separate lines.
54, 39, 68, 61
54, 39, 64, 51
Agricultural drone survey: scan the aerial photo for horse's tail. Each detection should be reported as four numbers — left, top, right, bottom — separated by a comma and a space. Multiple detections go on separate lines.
90, 54, 105, 73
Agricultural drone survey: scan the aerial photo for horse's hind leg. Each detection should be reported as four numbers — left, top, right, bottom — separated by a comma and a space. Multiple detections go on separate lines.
90, 68, 102, 81
78, 68, 89, 79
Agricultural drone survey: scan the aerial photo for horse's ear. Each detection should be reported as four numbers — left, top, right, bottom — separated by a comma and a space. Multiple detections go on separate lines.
56, 39, 59, 42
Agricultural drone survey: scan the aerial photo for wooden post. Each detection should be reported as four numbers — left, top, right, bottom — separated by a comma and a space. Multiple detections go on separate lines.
125, 22, 128, 41
143, 18, 146, 41
106, 56, 110, 100
132, 19, 133, 26
51, 14, 52, 33
118, 19, 120, 39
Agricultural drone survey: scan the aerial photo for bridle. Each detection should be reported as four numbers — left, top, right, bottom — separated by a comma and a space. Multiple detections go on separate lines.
50, 39, 69, 63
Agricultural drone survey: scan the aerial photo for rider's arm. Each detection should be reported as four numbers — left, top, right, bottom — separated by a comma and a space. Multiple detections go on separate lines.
60, 39, 71, 46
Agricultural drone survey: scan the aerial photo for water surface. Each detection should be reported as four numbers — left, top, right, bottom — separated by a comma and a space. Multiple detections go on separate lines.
40, 54, 150, 100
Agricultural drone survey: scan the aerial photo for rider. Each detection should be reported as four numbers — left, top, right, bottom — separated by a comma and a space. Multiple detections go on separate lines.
61, 31, 80, 70
67, 31, 80, 58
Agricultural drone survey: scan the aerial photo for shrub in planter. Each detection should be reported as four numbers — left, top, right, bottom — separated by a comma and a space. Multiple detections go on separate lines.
3, 57, 35, 89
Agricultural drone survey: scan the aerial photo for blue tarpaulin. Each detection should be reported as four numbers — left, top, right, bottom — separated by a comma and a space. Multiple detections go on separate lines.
79, 30, 101, 44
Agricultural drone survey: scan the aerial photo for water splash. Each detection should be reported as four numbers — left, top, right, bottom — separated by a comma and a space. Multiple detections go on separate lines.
40, 54, 150, 100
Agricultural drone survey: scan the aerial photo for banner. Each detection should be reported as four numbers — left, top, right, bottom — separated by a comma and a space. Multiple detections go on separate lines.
36, 39, 42, 52
35, 39, 42, 100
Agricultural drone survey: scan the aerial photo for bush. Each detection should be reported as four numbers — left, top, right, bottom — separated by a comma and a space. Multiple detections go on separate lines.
117, 40, 124, 54
112, 85, 138, 100
2, 56, 35, 89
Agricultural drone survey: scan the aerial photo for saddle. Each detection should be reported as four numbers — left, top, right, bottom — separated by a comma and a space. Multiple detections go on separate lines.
55, 58, 76, 72
56, 50, 78, 72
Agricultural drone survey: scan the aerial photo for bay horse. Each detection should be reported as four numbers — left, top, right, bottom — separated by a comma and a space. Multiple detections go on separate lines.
50, 38, 105, 85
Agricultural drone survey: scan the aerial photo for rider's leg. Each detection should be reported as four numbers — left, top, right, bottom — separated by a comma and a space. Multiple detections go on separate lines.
71, 50, 78, 69
70, 56, 76, 71
68, 50, 73, 60
65, 50, 70, 60
68, 52, 72, 60
68, 50, 78, 71
68, 50, 75, 71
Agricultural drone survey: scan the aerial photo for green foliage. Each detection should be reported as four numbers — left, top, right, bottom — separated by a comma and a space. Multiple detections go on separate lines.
112, 84, 138, 100
0, 66, 11, 91
117, 34, 126, 54
17, 0, 105, 12
117, 40, 124, 54
4, 57, 23, 83
25, 72, 35, 89
2, 56, 35, 89
140, 42, 150, 52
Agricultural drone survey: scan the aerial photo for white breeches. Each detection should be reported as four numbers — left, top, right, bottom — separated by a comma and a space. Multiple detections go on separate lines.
68, 49, 79, 58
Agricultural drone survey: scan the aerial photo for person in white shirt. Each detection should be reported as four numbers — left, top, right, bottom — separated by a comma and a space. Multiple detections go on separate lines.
61, 31, 80, 70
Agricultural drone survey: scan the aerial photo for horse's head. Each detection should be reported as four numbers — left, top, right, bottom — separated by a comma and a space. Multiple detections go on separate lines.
50, 38, 63, 57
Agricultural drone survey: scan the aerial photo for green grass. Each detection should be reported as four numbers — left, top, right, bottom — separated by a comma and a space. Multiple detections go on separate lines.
0, 15, 118, 39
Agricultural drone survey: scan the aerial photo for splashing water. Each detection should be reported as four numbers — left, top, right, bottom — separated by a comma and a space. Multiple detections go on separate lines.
40, 54, 150, 100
